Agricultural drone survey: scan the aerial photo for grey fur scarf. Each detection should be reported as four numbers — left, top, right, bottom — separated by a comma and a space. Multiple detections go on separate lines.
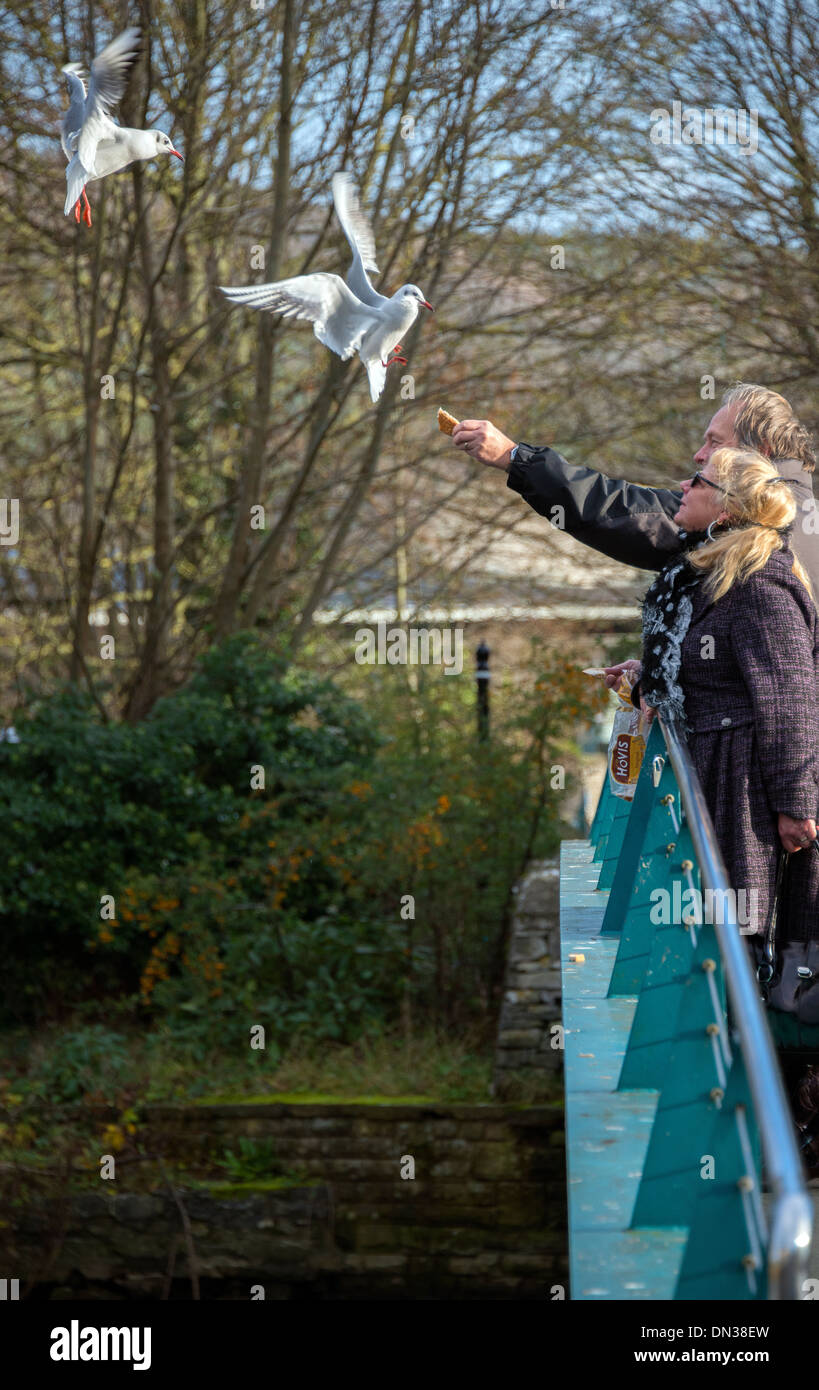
640, 553, 702, 731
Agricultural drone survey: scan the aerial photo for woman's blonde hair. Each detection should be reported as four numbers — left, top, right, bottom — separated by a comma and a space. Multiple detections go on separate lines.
688, 447, 813, 601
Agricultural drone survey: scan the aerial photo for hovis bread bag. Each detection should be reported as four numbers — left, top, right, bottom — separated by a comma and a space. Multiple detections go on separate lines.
584, 668, 648, 801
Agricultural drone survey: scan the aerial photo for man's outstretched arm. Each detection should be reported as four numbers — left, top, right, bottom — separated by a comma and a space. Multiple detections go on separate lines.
451, 418, 685, 573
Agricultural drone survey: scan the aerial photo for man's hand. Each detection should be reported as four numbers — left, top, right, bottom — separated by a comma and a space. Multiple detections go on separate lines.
778, 813, 817, 853
451, 419, 516, 471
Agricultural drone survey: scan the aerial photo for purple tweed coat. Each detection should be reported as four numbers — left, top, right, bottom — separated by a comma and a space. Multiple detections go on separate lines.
678, 545, 819, 943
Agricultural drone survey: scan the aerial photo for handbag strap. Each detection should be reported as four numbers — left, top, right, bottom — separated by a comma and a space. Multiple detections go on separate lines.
758, 847, 790, 983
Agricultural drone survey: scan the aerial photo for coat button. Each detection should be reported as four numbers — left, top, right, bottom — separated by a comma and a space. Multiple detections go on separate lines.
721, 717, 732, 726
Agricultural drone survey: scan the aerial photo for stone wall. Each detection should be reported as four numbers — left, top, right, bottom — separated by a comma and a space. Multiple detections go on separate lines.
6, 1100, 567, 1300
493, 860, 562, 1096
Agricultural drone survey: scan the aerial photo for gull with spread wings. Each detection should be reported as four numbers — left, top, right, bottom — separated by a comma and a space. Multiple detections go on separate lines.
220, 172, 433, 402
61, 26, 183, 227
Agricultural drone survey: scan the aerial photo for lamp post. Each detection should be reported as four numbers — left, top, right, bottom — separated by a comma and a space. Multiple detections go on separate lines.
476, 640, 490, 740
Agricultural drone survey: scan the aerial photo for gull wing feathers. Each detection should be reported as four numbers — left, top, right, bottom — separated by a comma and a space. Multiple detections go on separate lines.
221, 273, 375, 360
331, 172, 388, 310
77, 26, 141, 173
60, 65, 87, 159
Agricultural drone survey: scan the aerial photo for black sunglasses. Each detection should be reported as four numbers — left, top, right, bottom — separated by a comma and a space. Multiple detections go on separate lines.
691, 470, 723, 491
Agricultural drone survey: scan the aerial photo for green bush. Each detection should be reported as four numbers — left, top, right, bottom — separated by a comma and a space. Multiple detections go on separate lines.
0, 634, 378, 1020
0, 633, 605, 1044
22, 1024, 133, 1106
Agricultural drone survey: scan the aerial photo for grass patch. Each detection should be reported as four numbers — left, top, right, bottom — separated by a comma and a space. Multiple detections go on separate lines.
0, 1021, 498, 1108
208, 1028, 493, 1103
133, 1025, 497, 1103
0, 1020, 563, 1144
191, 1176, 322, 1194
194, 1093, 441, 1106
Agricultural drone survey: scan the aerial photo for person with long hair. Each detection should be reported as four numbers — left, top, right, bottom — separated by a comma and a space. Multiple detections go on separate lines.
628, 445, 819, 1114
637, 447, 818, 912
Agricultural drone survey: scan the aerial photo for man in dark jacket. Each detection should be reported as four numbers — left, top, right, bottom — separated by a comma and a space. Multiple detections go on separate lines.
450, 383, 819, 592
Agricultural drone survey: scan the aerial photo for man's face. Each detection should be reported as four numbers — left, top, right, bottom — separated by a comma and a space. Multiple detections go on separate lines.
692, 404, 739, 467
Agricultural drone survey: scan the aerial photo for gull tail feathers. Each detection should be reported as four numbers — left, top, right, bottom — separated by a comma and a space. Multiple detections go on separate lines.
64, 156, 89, 216
364, 357, 387, 403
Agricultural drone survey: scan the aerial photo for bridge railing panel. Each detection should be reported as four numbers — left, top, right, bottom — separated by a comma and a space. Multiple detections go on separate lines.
564, 717, 812, 1300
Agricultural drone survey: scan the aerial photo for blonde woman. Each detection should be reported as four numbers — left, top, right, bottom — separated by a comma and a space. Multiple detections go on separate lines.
623, 446, 819, 1117
626, 447, 819, 945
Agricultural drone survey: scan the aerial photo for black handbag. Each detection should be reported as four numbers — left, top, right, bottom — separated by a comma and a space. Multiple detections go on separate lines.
755, 844, 819, 1048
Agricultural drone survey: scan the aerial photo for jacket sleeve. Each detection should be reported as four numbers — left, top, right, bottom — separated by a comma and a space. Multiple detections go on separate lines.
507, 442, 684, 572
727, 568, 819, 818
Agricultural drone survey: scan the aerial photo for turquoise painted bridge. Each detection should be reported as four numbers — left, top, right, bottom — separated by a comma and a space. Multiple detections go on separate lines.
560, 719, 814, 1300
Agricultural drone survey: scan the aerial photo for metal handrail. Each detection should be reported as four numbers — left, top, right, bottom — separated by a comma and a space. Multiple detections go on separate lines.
659, 714, 813, 1299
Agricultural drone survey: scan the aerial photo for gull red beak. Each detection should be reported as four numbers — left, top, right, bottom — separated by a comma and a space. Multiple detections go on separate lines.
421, 299, 434, 311
170, 148, 184, 161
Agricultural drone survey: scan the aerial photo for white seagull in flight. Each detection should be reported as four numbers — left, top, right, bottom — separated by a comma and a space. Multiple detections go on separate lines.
220, 172, 433, 402
61, 26, 183, 227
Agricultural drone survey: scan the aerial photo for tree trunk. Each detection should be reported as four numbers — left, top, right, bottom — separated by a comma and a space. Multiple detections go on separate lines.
212, 0, 296, 639
123, 182, 177, 722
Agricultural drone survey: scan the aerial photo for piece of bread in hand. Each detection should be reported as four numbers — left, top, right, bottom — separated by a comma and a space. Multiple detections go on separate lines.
437, 408, 459, 436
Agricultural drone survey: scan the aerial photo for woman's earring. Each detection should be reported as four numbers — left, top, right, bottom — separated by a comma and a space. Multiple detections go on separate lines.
706, 520, 719, 541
